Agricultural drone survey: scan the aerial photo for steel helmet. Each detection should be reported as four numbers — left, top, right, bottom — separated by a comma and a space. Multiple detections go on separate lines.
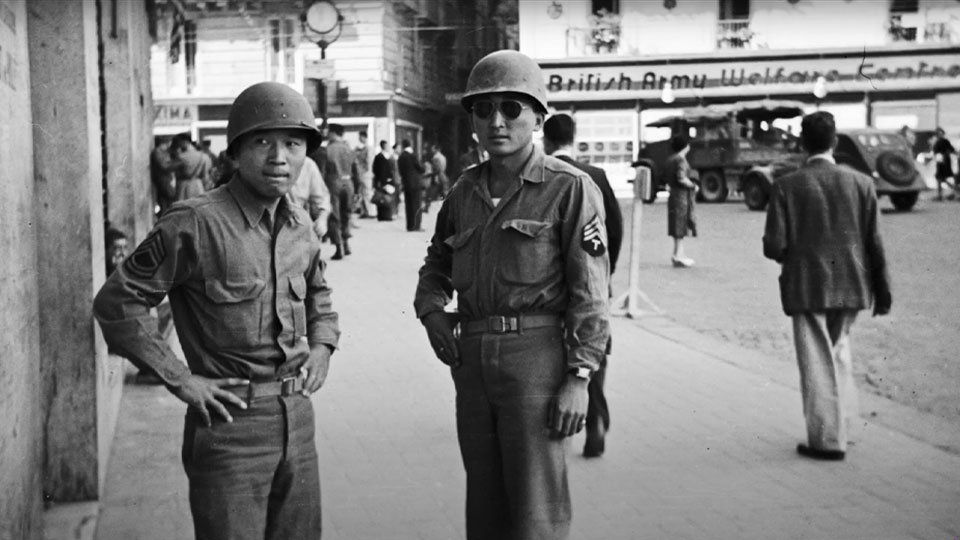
461, 50, 549, 114
226, 82, 321, 153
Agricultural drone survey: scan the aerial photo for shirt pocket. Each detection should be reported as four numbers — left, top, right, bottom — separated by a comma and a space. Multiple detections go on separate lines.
289, 275, 308, 338
203, 278, 266, 348
444, 226, 478, 291
498, 219, 559, 285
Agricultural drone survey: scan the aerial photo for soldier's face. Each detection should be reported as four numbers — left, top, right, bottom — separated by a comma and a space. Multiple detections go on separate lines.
470, 94, 543, 158
235, 129, 308, 201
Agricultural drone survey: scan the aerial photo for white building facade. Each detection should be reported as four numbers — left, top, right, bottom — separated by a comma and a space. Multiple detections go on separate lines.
151, 0, 508, 165
519, 0, 960, 191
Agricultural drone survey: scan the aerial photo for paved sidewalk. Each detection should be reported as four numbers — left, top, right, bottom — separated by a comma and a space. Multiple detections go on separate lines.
93, 212, 960, 540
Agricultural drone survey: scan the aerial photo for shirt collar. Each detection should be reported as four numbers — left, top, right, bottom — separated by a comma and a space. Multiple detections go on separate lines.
227, 176, 281, 229
551, 147, 574, 159
518, 144, 546, 184
807, 151, 836, 164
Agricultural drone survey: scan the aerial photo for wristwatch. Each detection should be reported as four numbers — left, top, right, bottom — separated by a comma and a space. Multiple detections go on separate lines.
568, 366, 592, 380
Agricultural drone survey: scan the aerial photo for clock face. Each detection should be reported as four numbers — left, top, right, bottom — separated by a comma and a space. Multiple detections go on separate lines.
306, 1, 339, 34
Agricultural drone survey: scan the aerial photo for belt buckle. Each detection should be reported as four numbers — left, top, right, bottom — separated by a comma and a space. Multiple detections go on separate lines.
489, 316, 515, 334
280, 376, 300, 396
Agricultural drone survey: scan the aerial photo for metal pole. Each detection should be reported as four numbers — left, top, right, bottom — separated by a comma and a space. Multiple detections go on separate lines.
317, 44, 328, 123
612, 166, 662, 318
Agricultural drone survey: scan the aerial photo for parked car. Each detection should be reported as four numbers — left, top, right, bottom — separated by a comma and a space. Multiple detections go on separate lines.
742, 127, 928, 211
633, 100, 807, 204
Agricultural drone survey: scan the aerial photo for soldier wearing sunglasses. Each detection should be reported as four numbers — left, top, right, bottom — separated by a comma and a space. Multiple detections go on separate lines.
415, 50, 610, 540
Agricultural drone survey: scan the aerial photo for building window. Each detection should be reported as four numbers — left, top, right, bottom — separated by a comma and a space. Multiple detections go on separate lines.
719, 0, 750, 20
591, 0, 619, 13
268, 17, 297, 84
890, 0, 918, 13
888, 0, 919, 42
718, 0, 751, 49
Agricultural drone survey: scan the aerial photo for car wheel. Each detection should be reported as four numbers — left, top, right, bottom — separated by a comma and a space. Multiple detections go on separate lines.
698, 170, 728, 203
876, 151, 916, 186
889, 191, 919, 211
743, 175, 769, 211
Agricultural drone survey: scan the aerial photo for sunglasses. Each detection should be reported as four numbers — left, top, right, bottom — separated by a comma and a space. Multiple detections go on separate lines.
471, 100, 531, 120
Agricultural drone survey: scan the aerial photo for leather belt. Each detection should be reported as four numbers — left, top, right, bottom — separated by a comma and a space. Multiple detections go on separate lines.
227, 375, 306, 403
461, 314, 562, 336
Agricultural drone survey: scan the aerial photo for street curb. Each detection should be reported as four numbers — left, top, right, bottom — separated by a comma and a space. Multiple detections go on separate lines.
619, 312, 960, 456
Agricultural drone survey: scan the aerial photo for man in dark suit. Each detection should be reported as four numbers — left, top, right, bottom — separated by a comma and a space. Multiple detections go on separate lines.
372, 140, 392, 190
398, 139, 425, 231
763, 111, 892, 461
543, 113, 623, 458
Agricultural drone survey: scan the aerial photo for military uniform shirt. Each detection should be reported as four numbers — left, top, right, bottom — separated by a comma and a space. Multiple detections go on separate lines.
94, 177, 340, 388
414, 146, 610, 372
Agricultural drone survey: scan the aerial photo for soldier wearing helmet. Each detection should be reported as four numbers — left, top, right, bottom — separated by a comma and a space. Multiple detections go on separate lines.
94, 81, 339, 539
415, 50, 610, 540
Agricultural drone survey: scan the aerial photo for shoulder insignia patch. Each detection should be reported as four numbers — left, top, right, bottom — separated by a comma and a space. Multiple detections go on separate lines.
581, 215, 607, 257
123, 230, 167, 279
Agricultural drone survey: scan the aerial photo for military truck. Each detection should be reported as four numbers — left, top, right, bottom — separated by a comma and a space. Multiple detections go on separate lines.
633, 100, 806, 205
634, 100, 927, 211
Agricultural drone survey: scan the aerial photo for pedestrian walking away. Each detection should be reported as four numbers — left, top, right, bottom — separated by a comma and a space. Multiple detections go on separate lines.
94, 81, 340, 540
763, 110, 891, 461
542, 112, 623, 459
325, 123, 360, 259
931, 127, 957, 200
665, 135, 699, 267
398, 139, 426, 231
415, 49, 610, 540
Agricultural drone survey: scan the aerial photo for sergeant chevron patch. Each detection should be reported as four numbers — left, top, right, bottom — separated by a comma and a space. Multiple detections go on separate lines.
581, 215, 607, 257
123, 230, 166, 279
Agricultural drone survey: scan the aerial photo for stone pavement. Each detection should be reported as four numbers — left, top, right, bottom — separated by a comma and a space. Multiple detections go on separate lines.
88, 211, 960, 540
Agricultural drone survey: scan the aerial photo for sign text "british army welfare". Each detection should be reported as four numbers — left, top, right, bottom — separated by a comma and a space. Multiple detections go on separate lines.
544, 51, 960, 96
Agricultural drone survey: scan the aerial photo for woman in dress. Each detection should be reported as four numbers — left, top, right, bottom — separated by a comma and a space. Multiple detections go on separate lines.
665, 135, 699, 267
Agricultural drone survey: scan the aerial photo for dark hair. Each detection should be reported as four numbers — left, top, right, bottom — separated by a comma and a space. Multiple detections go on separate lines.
105, 227, 127, 244
800, 111, 836, 155
171, 133, 194, 149
543, 114, 576, 146
359, 130, 368, 138
402, 139, 411, 148
670, 135, 689, 153
379, 140, 388, 149
328, 123, 345, 136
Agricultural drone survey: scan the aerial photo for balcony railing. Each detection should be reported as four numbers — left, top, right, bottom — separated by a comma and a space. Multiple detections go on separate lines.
565, 26, 622, 57
717, 19, 753, 49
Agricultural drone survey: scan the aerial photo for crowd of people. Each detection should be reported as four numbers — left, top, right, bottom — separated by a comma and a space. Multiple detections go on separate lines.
149, 121, 473, 263
101, 49, 901, 540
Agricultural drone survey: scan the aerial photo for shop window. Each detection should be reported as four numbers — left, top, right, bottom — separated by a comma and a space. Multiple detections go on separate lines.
268, 17, 298, 85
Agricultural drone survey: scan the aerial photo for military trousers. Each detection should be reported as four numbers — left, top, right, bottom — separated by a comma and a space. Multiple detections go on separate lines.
792, 309, 859, 452
182, 394, 321, 540
452, 326, 572, 540
327, 178, 355, 248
